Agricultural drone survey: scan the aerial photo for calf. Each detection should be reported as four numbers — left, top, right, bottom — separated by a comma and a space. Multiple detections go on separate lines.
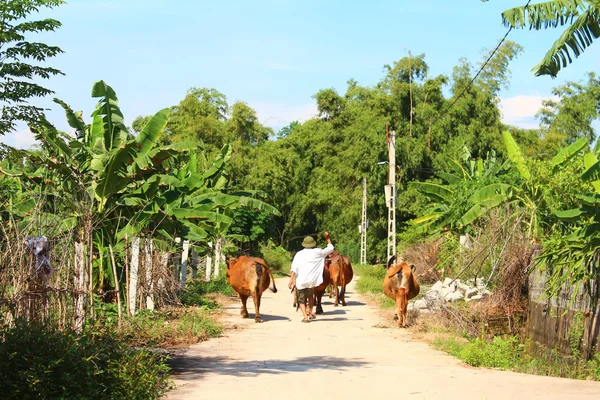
382, 255, 420, 327
226, 256, 277, 323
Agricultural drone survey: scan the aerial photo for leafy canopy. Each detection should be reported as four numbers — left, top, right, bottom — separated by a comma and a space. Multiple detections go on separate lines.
0, 0, 65, 135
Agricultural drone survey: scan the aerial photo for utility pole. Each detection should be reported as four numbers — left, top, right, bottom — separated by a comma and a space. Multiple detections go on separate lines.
360, 177, 367, 265
385, 129, 396, 262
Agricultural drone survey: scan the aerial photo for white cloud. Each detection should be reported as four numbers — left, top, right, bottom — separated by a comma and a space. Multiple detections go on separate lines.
0, 129, 38, 149
250, 102, 318, 130
499, 95, 558, 129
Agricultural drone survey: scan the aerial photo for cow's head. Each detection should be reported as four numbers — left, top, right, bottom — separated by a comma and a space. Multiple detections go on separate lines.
226, 258, 238, 269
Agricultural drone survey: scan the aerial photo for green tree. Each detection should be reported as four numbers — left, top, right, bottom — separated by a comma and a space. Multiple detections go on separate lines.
494, 0, 600, 77
167, 88, 228, 146
537, 72, 600, 144
0, 0, 65, 135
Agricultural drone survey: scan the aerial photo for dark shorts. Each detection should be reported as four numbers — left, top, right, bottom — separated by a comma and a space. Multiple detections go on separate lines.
296, 288, 314, 304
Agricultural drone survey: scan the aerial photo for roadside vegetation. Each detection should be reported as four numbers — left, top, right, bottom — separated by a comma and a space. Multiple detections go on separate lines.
2, 0, 600, 395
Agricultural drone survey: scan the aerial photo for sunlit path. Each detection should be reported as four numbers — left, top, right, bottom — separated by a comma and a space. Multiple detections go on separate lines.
166, 277, 600, 400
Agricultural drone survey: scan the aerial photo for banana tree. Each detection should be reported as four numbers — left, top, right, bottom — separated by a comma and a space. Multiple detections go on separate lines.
459, 131, 588, 239
499, 0, 600, 77
409, 147, 509, 233
536, 139, 600, 299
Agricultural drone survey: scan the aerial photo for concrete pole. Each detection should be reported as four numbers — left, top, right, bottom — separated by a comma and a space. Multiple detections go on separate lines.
387, 130, 396, 262
360, 177, 367, 265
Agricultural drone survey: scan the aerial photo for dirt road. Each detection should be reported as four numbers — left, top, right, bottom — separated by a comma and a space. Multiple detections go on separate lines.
166, 277, 600, 400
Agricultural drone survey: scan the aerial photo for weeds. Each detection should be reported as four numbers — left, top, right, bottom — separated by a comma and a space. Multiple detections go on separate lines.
0, 320, 171, 399
435, 335, 600, 381
354, 264, 395, 309
259, 240, 292, 274
180, 275, 234, 307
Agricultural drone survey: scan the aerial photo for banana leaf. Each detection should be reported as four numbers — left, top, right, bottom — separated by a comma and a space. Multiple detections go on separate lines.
503, 130, 530, 180
551, 136, 587, 169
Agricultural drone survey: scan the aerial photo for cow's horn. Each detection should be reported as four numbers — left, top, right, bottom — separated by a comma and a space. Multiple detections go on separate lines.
386, 255, 396, 269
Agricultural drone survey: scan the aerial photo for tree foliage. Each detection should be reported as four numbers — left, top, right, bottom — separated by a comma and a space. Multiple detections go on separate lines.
491, 0, 600, 77
0, 0, 65, 135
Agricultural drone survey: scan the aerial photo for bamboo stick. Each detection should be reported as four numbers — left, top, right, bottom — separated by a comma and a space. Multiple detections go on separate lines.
109, 244, 122, 328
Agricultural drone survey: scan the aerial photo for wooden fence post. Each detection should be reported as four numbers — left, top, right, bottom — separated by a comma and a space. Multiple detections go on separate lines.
181, 240, 190, 288
191, 250, 198, 280
74, 242, 86, 332
129, 237, 140, 316
205, 242, 213, 281
108, 244, 122, 327
213, 238, 222, 279
145, 239, 154, 311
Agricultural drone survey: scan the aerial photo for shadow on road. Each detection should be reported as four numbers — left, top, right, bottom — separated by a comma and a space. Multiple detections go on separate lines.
169, 356, 371, 380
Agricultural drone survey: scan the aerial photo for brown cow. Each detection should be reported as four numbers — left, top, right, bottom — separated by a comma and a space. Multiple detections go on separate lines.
292, 262, 331, 314
328, 251, 353, 307
226, 256, 277, 323
382, 255, 420, 327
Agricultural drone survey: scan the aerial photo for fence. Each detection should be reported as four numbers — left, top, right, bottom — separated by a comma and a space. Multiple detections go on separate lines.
0, 235, 226, 331
527, 252, 600, 359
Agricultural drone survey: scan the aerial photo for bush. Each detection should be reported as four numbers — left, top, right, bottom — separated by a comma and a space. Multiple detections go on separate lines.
180, 274, 235, 307
0, 320, 170, 400
259, 240, 291, 274
120, 308, 222, 347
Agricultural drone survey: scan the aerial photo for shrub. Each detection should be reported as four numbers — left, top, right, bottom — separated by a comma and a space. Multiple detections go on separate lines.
120, 308, 222, 347
259, 240, 291, 274
180, 274, 235, 307
0, 320, 170, 400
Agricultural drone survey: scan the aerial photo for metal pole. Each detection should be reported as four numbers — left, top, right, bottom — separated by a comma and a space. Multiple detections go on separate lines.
360, 177, 367, 265
387, 130, 396, 262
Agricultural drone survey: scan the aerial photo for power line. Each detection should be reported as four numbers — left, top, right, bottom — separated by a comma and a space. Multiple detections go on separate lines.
427, 0, 532, 130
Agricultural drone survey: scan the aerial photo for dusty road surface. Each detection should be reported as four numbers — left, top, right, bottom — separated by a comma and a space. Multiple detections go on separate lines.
166, 277, 600, 400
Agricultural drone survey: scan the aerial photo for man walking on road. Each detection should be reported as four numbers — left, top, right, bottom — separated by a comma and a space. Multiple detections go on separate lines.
288, 232, 334, 323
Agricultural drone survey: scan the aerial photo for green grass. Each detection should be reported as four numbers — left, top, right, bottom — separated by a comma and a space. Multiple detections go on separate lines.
353, 264, 395, 309
435, 336, 600, 381
119, 308, 223, 348
179, 274, 235, 307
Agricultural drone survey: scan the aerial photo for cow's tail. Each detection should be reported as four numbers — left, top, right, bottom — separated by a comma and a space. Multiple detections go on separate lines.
387, 255, 397, 269
257, 262, 278, 293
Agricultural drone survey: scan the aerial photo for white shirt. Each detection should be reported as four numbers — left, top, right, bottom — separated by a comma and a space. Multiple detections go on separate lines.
291, 244, 335, 289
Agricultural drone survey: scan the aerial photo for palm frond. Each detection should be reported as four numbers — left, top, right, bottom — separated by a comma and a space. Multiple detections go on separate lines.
502, 0, 587, 30
533, 6, 600, 76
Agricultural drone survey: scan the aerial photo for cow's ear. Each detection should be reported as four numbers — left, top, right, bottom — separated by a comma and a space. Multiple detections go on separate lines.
410, 264, 416, 272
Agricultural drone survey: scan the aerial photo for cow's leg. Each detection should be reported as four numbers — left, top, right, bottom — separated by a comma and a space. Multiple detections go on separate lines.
340, 285, 347, 306
240, 295, 250, 319
315, 291, 324, 314
395, 288, 408, 327
253, 293, 263, 323
333, 284, 339, 307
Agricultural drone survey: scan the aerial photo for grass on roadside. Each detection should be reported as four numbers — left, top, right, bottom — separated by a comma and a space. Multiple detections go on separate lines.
435, 335, 600, 381
353, 264, 395, 309
118, 308, 223, 348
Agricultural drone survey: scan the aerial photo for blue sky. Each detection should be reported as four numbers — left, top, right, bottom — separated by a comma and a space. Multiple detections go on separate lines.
3, 0, 599, 148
